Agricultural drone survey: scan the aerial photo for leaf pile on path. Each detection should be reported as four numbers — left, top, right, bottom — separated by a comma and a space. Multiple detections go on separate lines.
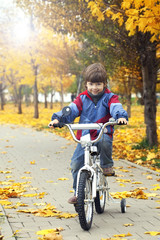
17, 203, 77, 218
0, 180, 77, 219
0, 181, 28, 199
110, 187, 159, 200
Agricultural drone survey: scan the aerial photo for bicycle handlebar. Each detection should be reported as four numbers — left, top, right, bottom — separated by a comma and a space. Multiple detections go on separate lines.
49, 120, 124, 144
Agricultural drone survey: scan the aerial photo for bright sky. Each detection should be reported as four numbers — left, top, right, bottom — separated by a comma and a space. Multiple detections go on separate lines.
0, 0, 13, 7
0, 0, 31, 42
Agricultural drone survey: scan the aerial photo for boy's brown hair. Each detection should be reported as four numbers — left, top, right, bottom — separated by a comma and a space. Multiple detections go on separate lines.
83, 63, 107, 85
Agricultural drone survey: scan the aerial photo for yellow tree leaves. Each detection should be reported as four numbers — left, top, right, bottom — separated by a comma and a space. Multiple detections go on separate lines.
38, 30, 77, 96
112, 105, 160, 171
122, 0, 160, 41
1, 9, 78, 107
87, 0, 160, 42
110, 66, 142, 98
87, 1, 105, 21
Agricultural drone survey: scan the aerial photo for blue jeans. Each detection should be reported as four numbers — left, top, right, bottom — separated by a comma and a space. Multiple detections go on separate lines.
70, 134, 113, 192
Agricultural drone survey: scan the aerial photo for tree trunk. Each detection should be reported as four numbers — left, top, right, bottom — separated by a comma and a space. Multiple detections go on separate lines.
18, 85, 23, 114
24, 85, 31, 107
126, 94, 131, 118
0, 83, 4, 110
13, 86, 18, 106
140, 37, 158, 146
50, 90, 55, 109
60, 75, 64, 109
44, 91, 47, 108
77, 75, 83, 96
33, 66, 39, 119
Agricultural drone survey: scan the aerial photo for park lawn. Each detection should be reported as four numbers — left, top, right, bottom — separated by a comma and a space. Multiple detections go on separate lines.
0, 103, 160, 171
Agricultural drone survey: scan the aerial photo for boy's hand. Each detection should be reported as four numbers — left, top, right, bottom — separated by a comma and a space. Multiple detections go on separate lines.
117, 118, 128, 125
48, 119, 59, 128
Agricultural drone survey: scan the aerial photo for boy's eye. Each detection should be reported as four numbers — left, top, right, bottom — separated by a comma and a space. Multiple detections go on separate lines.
87, 82, 104, 87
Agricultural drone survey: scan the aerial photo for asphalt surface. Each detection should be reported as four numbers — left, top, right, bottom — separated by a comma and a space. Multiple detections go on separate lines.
0, 124, 160, 240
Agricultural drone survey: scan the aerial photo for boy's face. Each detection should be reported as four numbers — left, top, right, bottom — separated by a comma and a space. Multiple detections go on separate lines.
86, 82, 105, 95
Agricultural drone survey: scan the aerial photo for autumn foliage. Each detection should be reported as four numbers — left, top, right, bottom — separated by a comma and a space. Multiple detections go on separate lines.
0, 103, 160, 239
1, 103, 160, 171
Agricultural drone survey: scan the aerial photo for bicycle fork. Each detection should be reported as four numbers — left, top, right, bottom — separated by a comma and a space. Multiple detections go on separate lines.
76, 146, 97, 199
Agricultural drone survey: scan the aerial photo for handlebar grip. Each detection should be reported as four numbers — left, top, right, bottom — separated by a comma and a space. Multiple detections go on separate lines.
117, 122, 127, 125
48, 123, 64, 128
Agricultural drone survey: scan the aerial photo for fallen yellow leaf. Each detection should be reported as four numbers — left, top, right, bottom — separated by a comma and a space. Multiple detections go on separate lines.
123, 223, 134, 227
0, 200, 12, 205
145, 231, 160, 236
58, 178, 69, 181
113, 232, 132, 237
36, 227, 63, 235
119, 169, 131, 173
30, 160, 35, 164
37, 229, 59, 235
116, 179, 131, 183
119, 184, 126, 187
33, 203, 46, 206
147, 175, 153, 180
13, 230, 20, 236
43, 232, 63, 240
20, 176, 32, 179
132, 181, 142, 184
58, 212, 78, 219
150, 185, 160, 191
146, 152, 156, 161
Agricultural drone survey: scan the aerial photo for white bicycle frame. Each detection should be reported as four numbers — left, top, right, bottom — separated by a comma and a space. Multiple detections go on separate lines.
65, 121, 118, 199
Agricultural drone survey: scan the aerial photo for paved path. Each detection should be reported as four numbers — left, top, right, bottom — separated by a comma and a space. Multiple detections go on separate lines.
0, 124, 160, 240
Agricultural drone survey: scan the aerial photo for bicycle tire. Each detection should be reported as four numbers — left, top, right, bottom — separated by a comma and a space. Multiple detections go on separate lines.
95, 173, 106, 213
120, 198, 126, 213
77, 171, 93, 230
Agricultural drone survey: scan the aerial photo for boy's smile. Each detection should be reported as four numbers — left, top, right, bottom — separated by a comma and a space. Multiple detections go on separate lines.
86, 82, 105, 95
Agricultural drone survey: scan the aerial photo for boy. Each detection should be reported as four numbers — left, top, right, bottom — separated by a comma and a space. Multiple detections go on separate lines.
49, 63, 128, 204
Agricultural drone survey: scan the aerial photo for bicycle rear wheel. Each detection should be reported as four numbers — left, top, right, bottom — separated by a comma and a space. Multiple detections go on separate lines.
77, 171, 93, 230
95, 172, 106, 213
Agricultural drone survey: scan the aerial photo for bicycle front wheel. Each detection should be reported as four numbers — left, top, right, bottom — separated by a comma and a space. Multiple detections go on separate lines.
77, 171, 93, 230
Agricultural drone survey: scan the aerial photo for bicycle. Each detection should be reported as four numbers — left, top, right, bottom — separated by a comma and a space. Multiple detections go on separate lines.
49, 106, 127, 231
